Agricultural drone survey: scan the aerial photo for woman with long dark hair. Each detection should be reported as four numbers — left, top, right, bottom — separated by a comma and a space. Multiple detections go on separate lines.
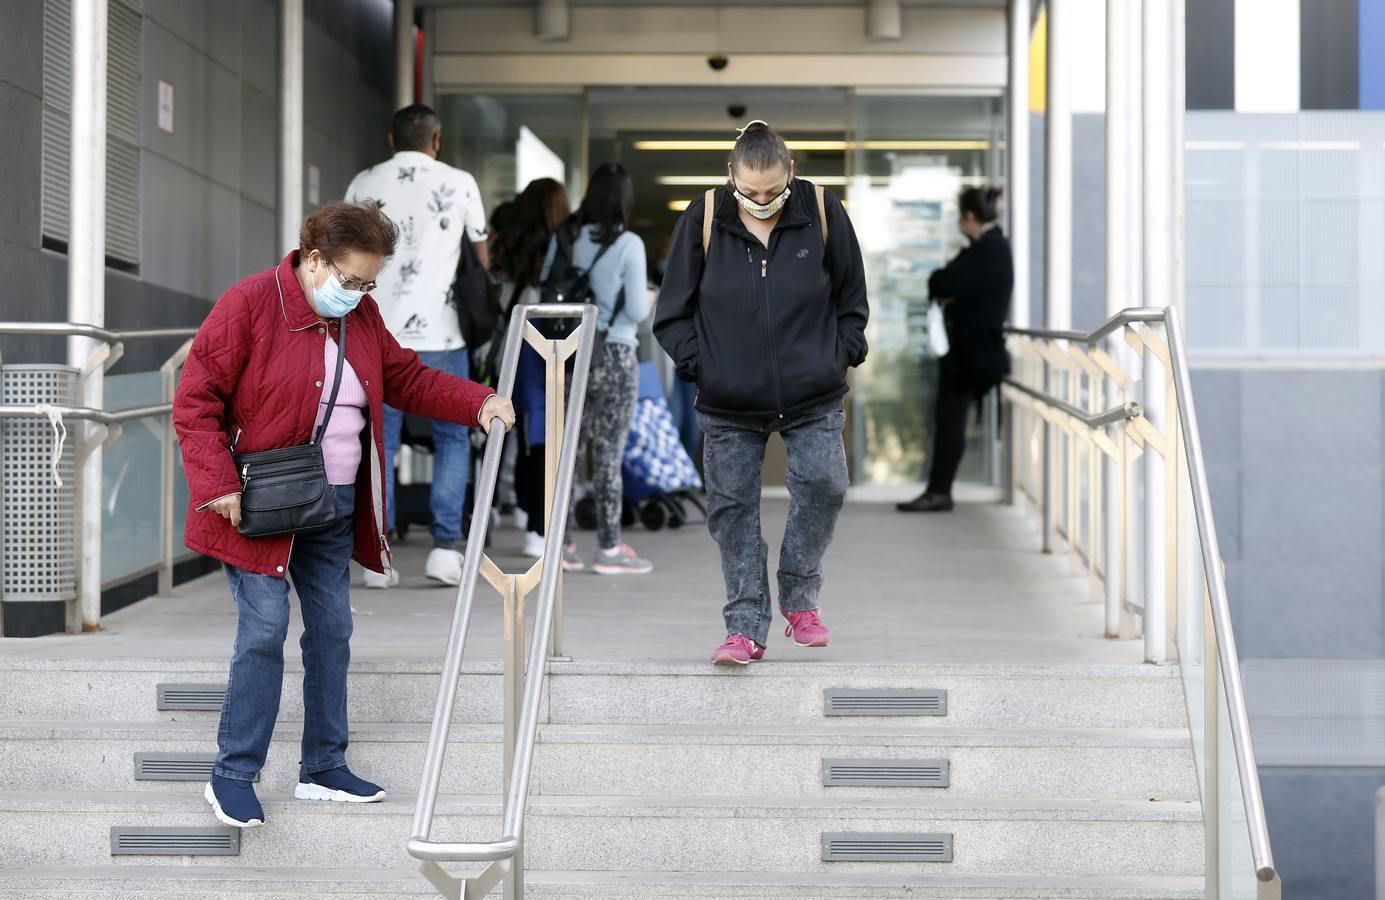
542, 163, 654, 574
493, 178, 585, 567
897, 186, 1013, 513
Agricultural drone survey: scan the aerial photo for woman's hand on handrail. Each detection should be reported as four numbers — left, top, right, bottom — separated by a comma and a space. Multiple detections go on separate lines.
480, 395, 516, 433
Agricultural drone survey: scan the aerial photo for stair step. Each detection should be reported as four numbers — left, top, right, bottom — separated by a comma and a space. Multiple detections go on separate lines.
0, 658, 1187, 728
0, 790, 1203, 875
0, 865, 1206, 899
0, 720, 1199, 800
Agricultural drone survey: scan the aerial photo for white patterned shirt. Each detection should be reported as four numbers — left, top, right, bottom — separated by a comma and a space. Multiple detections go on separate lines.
345, 151, 487, 351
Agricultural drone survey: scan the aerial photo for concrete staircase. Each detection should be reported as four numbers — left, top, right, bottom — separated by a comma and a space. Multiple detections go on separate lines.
0, 656, 1204, 899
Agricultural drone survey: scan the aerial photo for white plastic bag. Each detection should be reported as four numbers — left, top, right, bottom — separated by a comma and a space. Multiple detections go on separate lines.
926, 302, 950, 358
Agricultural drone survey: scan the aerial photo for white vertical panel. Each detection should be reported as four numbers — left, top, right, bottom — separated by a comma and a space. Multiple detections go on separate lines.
1234, 0, 1300, 112
1071, 0, 1106, 114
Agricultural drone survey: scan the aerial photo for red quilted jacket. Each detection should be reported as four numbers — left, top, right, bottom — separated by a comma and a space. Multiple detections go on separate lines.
174, 251, 495, 578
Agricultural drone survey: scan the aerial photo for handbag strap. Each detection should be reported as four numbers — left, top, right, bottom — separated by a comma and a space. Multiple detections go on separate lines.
312, 317, 348, 444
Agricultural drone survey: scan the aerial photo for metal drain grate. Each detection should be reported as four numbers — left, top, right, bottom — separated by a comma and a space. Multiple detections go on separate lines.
823, 688, 947, 717
821, 832, 953, 862
156, 683, 227, 711
822, 758, 950, 788
111, 827, 239, 856
134, 753, 254, 782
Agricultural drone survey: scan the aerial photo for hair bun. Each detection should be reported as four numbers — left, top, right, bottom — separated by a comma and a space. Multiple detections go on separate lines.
737, 119, 771, 137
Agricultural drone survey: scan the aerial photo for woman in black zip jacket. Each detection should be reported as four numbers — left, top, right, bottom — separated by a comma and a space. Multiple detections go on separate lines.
897, 187, 1013, 513
655, 121, 869, 666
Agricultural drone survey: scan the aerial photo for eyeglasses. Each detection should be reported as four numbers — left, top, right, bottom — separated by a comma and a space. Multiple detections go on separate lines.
326, 257, 376, 293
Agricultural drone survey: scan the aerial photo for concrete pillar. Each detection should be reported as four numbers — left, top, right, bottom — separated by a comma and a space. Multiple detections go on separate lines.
68, 0, 108, 633
394, 0, 415, 109
1006, 0, 1031, 329
279, 0, 304, 253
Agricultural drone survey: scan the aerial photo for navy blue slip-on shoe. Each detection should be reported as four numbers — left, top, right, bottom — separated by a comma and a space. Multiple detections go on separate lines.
295, 765, 386, 802
205, 774, 264, 828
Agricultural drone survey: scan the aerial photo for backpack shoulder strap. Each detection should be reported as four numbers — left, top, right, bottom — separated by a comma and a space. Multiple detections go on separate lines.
814, 183, 828, 248
701, 188, 716, 256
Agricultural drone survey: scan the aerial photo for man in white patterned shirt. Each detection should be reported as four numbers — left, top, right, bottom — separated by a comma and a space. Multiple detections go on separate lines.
345, 104, 488, 588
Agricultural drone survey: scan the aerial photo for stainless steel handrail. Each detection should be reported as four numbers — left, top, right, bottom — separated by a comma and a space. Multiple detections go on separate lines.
1001, 378, 1142, 428
408, 303, 597, 897
0, 403, 171, 425
0, 322, 199, 342
1006, 305, 1277, 885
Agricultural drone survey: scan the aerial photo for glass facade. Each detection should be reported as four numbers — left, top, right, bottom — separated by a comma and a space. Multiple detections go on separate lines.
1186, 112, 1385, 356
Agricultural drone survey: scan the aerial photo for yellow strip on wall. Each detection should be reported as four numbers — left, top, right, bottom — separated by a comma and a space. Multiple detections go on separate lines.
1029, 8, 1046, 113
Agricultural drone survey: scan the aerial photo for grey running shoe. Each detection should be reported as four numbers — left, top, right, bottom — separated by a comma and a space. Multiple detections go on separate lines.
562, 542, 585, 572
591, 543, 653, 575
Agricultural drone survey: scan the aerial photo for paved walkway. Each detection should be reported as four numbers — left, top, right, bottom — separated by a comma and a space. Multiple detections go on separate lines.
0, 488, 1147, 669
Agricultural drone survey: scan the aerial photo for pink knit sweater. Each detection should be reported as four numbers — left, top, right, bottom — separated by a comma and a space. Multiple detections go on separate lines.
313, 336, 368, 485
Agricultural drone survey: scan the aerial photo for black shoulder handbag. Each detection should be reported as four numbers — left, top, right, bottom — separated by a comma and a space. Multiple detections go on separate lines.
232, 316, 348, 538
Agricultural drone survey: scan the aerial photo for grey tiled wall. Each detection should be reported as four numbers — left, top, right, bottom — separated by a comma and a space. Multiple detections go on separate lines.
0, 0, 392, 369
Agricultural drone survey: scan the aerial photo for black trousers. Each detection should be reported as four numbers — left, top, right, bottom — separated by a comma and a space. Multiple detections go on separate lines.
926, 361, 978, 497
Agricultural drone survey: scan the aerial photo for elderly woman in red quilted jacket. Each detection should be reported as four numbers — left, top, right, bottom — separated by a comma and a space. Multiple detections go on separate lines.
174, 200, 515, 830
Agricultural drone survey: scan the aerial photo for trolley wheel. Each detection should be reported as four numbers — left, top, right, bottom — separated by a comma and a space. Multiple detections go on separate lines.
640, 500, 668, 531
574, 495, 598, 531
666, 496, 686, 529
621, 498, 638, 528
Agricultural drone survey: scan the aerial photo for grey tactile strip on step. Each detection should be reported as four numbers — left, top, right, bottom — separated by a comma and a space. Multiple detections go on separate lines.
155, 684, 226, 712
824, 689, 948, 717
109, 826, 239, 856
133, 753, 259, 783
822, 832, 954, 862
822, 758, 950, 788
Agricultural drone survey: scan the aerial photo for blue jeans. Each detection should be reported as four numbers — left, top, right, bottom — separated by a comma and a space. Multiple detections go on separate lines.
383, 348, 471, 549
213, 486, 356, 781
699, 401, 849, 646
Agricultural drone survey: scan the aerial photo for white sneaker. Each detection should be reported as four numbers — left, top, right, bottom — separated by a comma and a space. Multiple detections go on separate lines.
522, 531, 545, 558
512, 508, 529, 531
363, 567, 400, 589
425, 548, 464, 586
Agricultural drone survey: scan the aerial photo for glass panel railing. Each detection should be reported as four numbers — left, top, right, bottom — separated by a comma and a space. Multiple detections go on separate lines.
102, 372, 165, 584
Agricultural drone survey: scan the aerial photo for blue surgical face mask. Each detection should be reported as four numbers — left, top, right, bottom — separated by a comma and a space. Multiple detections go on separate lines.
312, 269, 365, 318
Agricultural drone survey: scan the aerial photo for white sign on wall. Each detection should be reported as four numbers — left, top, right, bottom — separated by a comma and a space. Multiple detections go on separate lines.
157, 80, 174, 133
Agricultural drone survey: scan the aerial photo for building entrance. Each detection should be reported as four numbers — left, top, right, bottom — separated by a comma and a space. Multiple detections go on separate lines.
440, 87, 1002, 488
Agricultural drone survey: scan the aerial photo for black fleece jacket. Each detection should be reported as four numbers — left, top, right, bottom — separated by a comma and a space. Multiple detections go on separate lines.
654, 180, 870, 420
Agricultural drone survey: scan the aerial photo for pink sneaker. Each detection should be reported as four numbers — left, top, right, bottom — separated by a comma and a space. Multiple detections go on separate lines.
783, 609, 830, 647
711, 633, 766, 666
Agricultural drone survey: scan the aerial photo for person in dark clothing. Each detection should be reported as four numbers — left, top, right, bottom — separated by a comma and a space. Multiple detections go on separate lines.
655, 120, 870, 665
898, 187, 1014, 513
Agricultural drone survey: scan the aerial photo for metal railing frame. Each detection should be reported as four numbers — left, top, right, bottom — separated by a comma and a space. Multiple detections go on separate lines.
1003, 305, 1279, 896
408, 303, 597, 900
0, 323, 196, 632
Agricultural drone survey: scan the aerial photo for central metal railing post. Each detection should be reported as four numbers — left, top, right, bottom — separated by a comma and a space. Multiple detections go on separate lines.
501, 572, 525, 900
542, 328, 569, 661
408, 303, 596, 900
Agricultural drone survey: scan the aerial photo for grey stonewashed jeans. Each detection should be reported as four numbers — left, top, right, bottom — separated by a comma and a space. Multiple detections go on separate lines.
698, 399, 850, 646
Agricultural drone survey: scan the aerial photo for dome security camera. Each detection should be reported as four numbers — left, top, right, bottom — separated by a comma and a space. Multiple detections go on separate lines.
727, 103, 747, 119
707, 54, 729, 71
